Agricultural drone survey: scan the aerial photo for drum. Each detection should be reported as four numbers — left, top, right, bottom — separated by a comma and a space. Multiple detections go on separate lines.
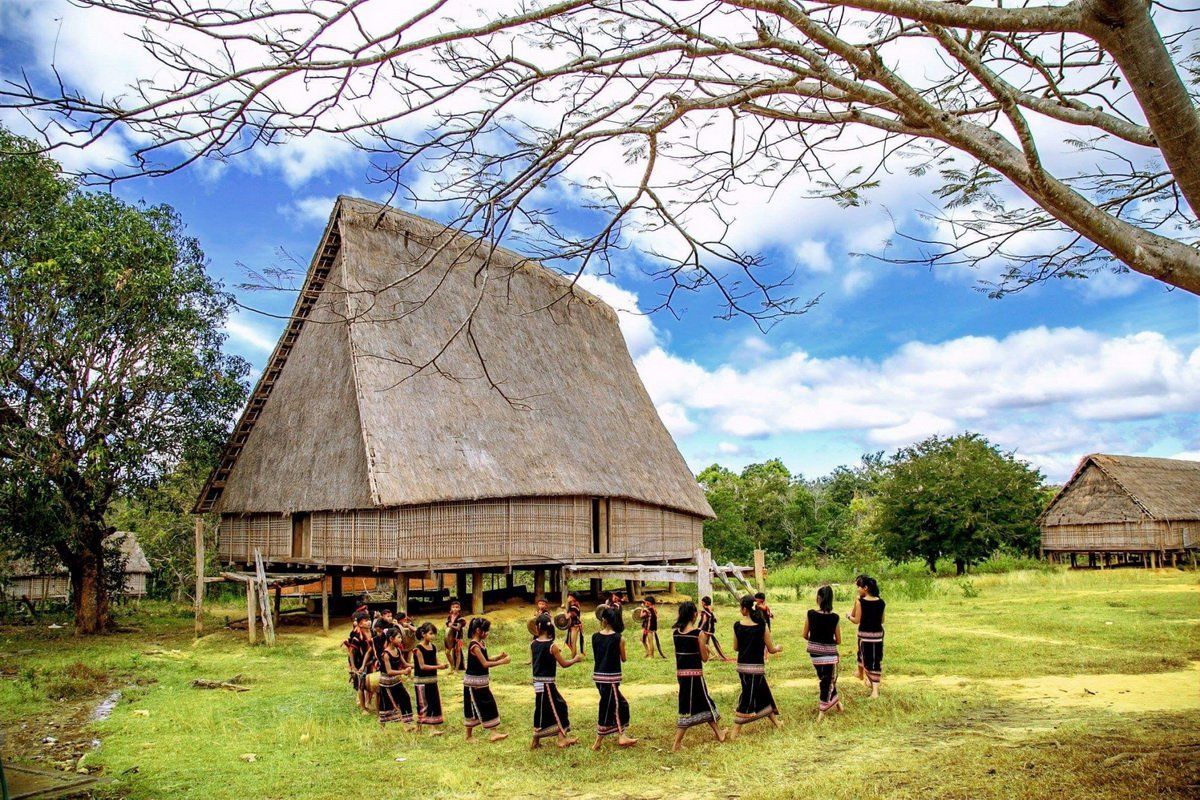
632, 607, 648, 621
553, 613, 569, 630
400, 629, 417, 652
527, 617, 540, 637
364, 671, 382, 693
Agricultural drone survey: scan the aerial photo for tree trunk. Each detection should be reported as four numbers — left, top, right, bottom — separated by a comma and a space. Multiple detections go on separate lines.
65, 532, 112, 634
926, 555, 938, 573
955, 558, 966, 576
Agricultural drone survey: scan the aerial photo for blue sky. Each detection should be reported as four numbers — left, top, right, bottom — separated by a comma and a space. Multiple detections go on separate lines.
2, 0, 1198, 484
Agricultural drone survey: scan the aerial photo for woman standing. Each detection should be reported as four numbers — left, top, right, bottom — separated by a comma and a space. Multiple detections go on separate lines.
463, 617, 511, 742
591, 606, 637, 749
848, 577, 885, 698
445, 599, 466, 672
378, 627, 416, 730
729, 595, 782, 739
802, 585, 843, 720
531, 613, 583, 749
343, 608, 377, 713
565, 593, 585, 657
412, 622, 448, 734
671, 601, 724, 752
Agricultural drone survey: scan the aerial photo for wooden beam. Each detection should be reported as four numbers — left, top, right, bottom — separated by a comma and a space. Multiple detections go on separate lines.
533, 568, 545, 600
246, 578, 256, 645
194, 517, 205, 637
320, 575, 329, 634
397, 573, 408, 613
753, 549, 766, 592
695, 548, 713, 603
471, 569, 484, 615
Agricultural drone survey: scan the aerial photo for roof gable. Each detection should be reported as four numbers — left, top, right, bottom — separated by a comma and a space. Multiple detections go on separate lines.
1042, 454, 1200, 525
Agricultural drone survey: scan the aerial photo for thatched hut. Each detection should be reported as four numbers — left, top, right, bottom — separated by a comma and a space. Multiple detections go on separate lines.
195, 197, 712, 606
1040, 454, 1200, 567
2, 531, 151, 602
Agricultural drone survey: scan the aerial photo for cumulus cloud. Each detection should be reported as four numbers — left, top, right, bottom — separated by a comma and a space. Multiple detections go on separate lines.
576, 275, 659, 359
224, 314, 279, 354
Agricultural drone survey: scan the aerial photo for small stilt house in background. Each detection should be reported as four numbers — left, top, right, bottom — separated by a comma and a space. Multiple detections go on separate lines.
1040, 454, 1200, 567
195, 197, 713, 613
3, 531, 151, 604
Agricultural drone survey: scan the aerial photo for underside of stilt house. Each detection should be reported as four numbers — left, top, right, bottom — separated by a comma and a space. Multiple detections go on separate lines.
1039, 454, 1200, 566
195, 197, 713, 585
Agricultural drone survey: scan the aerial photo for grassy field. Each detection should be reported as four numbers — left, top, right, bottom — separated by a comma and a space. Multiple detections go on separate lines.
2, 568, 1198, 799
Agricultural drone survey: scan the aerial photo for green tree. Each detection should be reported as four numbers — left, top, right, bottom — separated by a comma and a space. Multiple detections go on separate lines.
698, 459, 816, 563
807, 455, 883, 557
873, 434, 1045, 574
0, 127, 248, 633
697, 464, 753, 564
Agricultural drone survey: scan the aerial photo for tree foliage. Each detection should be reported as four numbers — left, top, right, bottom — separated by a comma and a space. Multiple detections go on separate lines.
0, 127, 249, 632
873, 433, 1046, 573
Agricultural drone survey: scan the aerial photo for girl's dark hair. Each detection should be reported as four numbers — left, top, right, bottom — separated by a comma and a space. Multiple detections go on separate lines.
598, 605, 618, 628
854, 574, 869, 588
535, 613, 555, 637
739, 595, 765, 624
701, 596, 712, 606
753, 592, 766, 602
352, 610, 370, 623
385, 626, 401, 642
468, 617, 491, 638
416, 622, 437, 638
863, 577, 881, 597
816, 584, 834, 613
673, 601, 698, 630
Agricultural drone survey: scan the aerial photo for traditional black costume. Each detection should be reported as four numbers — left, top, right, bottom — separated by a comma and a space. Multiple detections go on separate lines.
591, 631, 630, 737
673, 627, 719, 728
733, 621, 777, 723
413, 643, 444, 725
805, 609, 840, 712
378, 645, 414, 725
463, 641, 501, 730
857, 597, 885, 686
531, 638, 571, 740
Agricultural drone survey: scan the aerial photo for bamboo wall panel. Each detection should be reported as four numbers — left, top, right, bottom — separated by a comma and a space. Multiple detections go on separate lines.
1041, 520, 1176, 550
220, 496, 696, 567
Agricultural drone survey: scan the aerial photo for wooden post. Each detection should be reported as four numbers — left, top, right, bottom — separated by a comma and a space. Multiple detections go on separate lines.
331, 572, 343, 608
505, 571, 514, 590
534, 568, 546, 600
667, 581, 676, 595
590, 578, 603, 600
320, 575, 329, 634
246, 578, 257, 645
625, 579, 639, 602
695, 548, 713, 604
193, 518, 205, 637
559, 568, 569, 608
753, 549, 766, 592
397, 573, 408, 613
1070, 553, 1078, 568
456, 571, 468, 601
471, 569, 484, 615
273, 585, 282, 627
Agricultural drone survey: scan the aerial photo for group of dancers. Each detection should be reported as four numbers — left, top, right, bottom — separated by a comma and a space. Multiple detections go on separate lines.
342, 576, 886, 751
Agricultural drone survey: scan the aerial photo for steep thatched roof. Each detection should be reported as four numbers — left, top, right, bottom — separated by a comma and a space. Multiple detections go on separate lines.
4, 531, 151, 578
197, 197, 712, 519
1041, 454, 1200, 525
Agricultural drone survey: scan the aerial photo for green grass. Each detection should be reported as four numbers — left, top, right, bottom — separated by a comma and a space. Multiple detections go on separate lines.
1, 569, 1197, 799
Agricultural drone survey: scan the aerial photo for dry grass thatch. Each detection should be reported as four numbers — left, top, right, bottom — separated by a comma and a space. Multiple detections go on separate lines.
3, 531, 151, 579
1041, 453, 1200, 526
201, 197, 712, 519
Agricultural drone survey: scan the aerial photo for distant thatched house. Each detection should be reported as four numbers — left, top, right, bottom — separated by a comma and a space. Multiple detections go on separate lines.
2, 531, 151, 602
1040, 454, 1200, 566
195, 197, 712, 593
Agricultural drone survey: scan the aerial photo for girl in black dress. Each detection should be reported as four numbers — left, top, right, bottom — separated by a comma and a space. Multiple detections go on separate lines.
729, 595, 782, 739
848, 576, 885, 698
671, 601, 724, 752
591, 605, 637, 749
464, 617, 511, 742
531, 613, 583, 749
412, 622, 448, 734
803, 584, 843, 720
343, 608, 376, 713
699, 596, 731, 661
565, 593, 585, 657
378, 627, 416, 730
445, 600, 466, 672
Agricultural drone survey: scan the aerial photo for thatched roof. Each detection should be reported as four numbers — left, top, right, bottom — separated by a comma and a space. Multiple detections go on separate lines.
1041, 454, 1200, 525
197, 197, 712, 519
4, 531, 151, 578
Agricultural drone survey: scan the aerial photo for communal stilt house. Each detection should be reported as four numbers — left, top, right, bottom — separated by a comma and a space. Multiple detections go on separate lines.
1040, 454, 1200, 567
195, 197, 713, 611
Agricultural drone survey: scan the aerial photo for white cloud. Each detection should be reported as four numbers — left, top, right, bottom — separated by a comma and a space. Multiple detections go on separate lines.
576, 275, 658, 359
280, 195, 341, 227
794, 240, 832, 273
224, 315, 279, 354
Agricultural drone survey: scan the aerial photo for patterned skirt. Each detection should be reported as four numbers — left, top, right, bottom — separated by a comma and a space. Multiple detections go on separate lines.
806, 641, 840, 712
463, 675, 501, 729
413, 677, 444, 725
735, 664, 777, 723
532, 679, 571, 739
594, 674, 630, 736
378, 674, 413, 725
676, 669, 719, 728
857, 630, 884, 684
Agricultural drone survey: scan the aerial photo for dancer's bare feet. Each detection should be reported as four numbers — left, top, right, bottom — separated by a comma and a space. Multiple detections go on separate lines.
617, 734, 638, 747
728, 724, 742, 741
769, 714, 784, 729
489, 732, 509, 743
557, 735, 578, 748
530, 737, 541, 750
592, 736, 603, 751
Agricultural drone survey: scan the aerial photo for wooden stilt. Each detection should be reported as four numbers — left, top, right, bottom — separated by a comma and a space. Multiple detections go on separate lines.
456, 571, 468, 602
534, 568, 546, 600
193, 518, 205, 637
273, 585, 282, 628
320, 575, 329, 634
505, 571, 514, 590
667, 581, 676, 594
472, 569, 484, 615
590, 578, 603, 601
695, 548, 713, 604
1070, 553, 1078, 568
397, 573, 408, 613
246, 579, 257, 645
753, 549, 766, 592
559, 568, 569, 608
